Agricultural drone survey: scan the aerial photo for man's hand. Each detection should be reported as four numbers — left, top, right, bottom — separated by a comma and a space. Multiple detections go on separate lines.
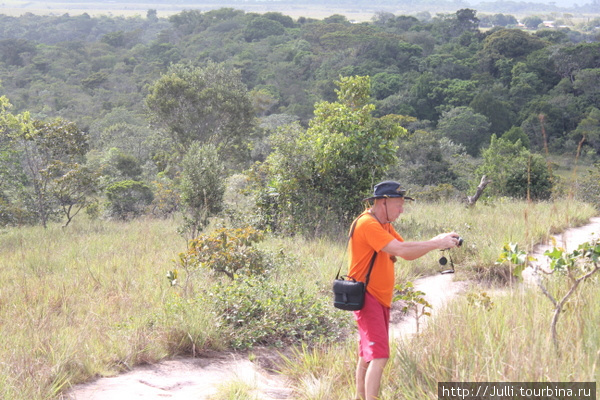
431, 232, 461, 250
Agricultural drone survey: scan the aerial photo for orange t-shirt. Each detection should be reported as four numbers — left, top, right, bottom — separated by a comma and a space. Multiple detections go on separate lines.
347, 211, 403, 308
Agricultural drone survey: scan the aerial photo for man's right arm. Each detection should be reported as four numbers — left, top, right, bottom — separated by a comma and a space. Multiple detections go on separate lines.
381, 232, 459, 261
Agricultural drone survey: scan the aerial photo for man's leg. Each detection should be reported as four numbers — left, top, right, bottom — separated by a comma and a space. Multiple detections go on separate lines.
356, 357, 388, 400
365, 358, 388, 399
354, 293, 391, 399
356, 357, 368, 399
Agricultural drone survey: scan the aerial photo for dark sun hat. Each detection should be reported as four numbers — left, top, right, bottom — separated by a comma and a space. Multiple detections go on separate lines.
363, 180, 414, 202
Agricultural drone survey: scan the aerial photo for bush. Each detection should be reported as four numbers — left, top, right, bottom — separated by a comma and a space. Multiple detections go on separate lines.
169, 226, 348, 350
575, 163, 600, 209
175, 227, 269, 282
179, 143, 225, 237
203, 276, 346, 349
105, 180, 154, 220
476, 135, 554, 200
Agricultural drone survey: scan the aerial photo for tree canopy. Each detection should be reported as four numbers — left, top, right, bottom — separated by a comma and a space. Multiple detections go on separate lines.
0, 7, 599, 227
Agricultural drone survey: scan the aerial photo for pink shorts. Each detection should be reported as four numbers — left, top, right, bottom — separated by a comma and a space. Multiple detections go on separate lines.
353, 291, 390, 362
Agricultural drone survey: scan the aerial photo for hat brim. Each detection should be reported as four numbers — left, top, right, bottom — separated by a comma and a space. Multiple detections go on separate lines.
362, 194, 415, 202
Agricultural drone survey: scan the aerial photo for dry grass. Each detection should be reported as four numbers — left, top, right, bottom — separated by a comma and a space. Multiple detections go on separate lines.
0, 198, 596, 399
0, 218, 188, 399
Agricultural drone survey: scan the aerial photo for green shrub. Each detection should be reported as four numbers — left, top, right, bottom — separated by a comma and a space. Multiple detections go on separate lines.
105, 179, 154, 220
477, 135, 554, 200
203, 276, 346, 350
169, 226, 349, 350
575, 162, 600, 209
174, 227, 269, 283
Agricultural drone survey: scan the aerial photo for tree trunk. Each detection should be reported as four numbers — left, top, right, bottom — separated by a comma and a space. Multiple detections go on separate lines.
467, 175, 491, 206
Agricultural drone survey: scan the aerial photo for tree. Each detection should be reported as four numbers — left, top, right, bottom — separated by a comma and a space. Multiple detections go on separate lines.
509, 61, 545, 109
410, 72, 438, 121
489, 14, 518, 27
256, 76, 405, 233
179, 143, 225, 238
502, 126, 530, 149
146, 9, 158, 22
519, 99, 577, 151
436, 107, 491, 156
455, 9, 480, 33
572, 68, 600, 106
262, 12, 295, 28
522, 16, 543, 29
469, 90, 515, 135
0, 38, 35, 66
145, 61, 255, 164
18, 118, 89, 227
105, 180, 153, 220
0, 96, 33, 225
570, 107, 600, 153
243, 16, 285, 42
371, 72, 403, 100
432, 9, 480, 40
550, 43, 600, 83
480, 29, 545, 77
477, 135, 553, 200
51, 163, 100, 227
430, 79, 479, 113
394, 130, 459, 187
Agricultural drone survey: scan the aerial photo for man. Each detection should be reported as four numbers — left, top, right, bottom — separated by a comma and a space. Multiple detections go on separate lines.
348, 180, 460, 400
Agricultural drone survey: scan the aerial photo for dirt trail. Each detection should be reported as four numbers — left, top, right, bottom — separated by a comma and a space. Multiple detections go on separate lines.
524, 216, 600, 282
65, 217, 600, 400
63, 352, 293, 399
64, 276, 467, 400
390, 273, 467, 339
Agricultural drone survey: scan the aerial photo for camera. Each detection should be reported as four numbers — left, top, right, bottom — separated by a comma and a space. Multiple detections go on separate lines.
455, 236, 464, 247
439, 236, 463, 274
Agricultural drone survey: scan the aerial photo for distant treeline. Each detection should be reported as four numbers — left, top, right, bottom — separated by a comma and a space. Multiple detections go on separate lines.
0, 7, 599, 229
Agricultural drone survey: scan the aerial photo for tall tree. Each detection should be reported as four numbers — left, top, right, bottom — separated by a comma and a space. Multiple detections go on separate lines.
257, 76, 406, 233
436, 106, 491, 156
145, 61, 255, 164
19, 118, 89, 227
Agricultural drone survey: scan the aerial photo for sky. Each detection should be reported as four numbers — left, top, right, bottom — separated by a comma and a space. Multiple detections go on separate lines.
466, 0, 595, 5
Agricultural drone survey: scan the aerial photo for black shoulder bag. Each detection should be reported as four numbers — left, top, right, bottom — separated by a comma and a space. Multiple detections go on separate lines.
332, 214, 378, 311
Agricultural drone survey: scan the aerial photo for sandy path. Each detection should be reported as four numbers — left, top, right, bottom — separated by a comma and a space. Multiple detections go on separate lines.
64, 275, 466, 400
390, 273, 467, 339
64, 217, 600, 400
62, 352, 292, 399
525, 216, 600, 281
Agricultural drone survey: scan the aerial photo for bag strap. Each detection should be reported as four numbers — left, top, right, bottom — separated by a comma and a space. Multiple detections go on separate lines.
335, 213, 378, 287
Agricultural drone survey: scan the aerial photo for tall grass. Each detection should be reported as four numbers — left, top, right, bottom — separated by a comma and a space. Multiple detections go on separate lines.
384, 281, 600, 399
0, 218, 191, 399
0, 198, 596, 399
275, 199, 600, 399
392, 198, 596, 281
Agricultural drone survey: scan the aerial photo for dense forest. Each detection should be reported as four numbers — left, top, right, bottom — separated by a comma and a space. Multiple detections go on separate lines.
0, 7, 599, 233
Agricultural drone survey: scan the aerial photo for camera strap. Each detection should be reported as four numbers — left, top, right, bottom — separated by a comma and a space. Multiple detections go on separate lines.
335, 213, 378, 287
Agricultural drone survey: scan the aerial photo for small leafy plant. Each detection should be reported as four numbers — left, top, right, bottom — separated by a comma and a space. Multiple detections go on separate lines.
166, 226, 346, 350
466, 290, 494, 311
534, 239, 600, 355
168, 226, 269, 295
496, 242, 532, 280
393, 281, 432, 334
